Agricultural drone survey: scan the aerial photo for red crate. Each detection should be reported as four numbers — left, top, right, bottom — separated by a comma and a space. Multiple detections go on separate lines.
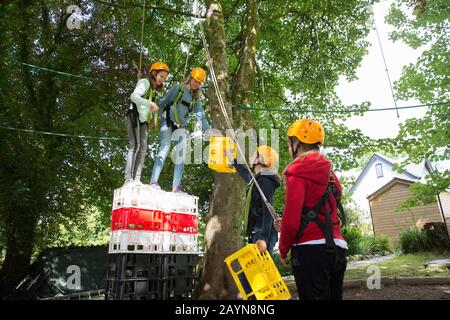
170, 213, 198, 234
111, 208, 198, 233
111, 208, 164, 232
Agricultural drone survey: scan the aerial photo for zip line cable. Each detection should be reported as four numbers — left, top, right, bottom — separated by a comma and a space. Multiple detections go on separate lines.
237, 101, 449, 113
18, 61, 128, 84
195, 1, 281, 225
374, 18, 400, 118
14, 61, 449, 114
0, 126, 127, 141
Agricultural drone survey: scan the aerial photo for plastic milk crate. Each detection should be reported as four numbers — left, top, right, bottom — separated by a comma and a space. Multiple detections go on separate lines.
109, 230, 198, 254
105, 253, 199, 300
111, 208, 198, 233
208, 136, 236, 173
224, 244, 291, 300
112, 185, 198, 215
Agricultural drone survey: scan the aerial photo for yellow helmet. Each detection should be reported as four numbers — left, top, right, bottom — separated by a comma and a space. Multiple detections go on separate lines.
191, 67, 206, 84
256, 145, 279, 169
150, 61, 169, 73
287, 119, 325, 145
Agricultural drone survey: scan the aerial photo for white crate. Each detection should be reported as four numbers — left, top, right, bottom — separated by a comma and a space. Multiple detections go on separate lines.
113, 185, 166, 211
164, 192, 198, 215
108, 230, 198, 254
112, 185, 198, 215
156, 232, 198, 253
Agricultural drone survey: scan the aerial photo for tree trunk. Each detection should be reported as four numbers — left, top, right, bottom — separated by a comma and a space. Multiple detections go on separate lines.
0, 207, 38, 298
196, 0, 259, 300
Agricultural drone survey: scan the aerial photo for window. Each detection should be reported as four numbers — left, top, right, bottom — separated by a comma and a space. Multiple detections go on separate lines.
375, 163, 383, 178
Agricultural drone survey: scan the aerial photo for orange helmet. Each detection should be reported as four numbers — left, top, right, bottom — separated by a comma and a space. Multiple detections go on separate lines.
287, 119, 325, 145
191, 67, 206, 84
256, 145, 279, 169
150, 61, 169, 73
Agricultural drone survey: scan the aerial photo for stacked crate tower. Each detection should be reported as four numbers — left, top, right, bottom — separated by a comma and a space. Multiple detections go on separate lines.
105, 184, 199, 300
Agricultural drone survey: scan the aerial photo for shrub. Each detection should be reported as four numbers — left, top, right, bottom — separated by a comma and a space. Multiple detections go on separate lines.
342, 226, 364, 255
360, 235, 391, 256
271, 251, 292, 277
343, 227, 391, 256
398, 228, 431, 253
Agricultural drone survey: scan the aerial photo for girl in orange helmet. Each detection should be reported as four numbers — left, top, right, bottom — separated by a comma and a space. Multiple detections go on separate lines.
230, 145, 281, 255
124, 61, 169, 186
149, 67, 211, 193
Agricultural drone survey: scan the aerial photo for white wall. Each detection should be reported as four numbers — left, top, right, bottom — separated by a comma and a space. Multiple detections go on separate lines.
351, 158, 417, 226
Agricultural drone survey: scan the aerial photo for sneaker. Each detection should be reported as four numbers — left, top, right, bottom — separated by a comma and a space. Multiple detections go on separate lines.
123, 178, 134, 187
172, 186, 188, 194
133, 180, 144, 187
149, 182, 162, 190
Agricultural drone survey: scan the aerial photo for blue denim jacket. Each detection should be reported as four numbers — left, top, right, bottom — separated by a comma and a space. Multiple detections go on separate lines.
158, 83, 210, 132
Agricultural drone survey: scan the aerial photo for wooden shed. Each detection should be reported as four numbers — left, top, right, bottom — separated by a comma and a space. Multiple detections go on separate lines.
367, 178, 450, 246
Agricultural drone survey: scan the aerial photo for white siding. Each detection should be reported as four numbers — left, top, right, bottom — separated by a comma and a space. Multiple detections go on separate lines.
351, 159, 417, 226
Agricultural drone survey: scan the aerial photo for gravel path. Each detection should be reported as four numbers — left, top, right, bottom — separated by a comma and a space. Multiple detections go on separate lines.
346, 254, 396, 269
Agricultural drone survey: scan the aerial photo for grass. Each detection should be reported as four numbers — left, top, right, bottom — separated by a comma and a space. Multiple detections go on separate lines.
344, 251, 450, 280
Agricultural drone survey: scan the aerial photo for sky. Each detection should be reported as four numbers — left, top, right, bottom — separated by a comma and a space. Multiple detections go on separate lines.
335, 0, 427, 140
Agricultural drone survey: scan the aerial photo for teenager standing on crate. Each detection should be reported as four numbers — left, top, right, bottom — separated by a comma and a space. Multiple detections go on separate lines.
149, 67, 210, 193
124, 61, 170, 187
230, 146, 281, 255
279, 119, 348, 300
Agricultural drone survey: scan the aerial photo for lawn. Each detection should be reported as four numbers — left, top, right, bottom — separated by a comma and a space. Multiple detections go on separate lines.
344, 251, 450, 280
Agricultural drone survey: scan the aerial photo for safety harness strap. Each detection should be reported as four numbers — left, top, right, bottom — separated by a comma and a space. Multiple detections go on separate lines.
296, 178, 346, 253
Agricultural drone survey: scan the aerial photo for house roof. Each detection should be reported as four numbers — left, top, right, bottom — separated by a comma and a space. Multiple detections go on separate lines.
367, 177, 414, 200
349, 153, 420, 193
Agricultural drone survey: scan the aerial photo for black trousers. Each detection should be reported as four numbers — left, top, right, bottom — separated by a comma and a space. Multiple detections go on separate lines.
291, 244, 347, 300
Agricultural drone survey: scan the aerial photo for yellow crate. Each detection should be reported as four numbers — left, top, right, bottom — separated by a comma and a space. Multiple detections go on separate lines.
208, 136, 236, 173
224, 244, 291, 300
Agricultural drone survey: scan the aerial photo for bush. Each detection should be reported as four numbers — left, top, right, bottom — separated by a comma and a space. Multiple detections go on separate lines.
342, 226, 364, 255
398, 228, 431, 254
360, 235, 391, 256
343, 226, 391, 256
271, 251, 292, 277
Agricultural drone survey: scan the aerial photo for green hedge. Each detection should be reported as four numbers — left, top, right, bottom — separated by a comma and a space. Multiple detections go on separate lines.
343, 226, 391, 256
398, 228, 431, 254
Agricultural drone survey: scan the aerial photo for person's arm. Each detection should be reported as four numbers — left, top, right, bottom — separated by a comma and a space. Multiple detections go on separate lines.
130, 79, 151, 111
252, 178, 275, 243
192, 100, 210, 133
158, 83, 181, 116
232, 159, 252, 183
279, 175, 306, 259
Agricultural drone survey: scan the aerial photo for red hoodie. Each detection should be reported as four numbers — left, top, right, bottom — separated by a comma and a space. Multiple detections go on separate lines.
279, 151, 344, 259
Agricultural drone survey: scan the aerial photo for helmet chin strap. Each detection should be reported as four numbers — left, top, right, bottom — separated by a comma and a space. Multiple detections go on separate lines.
289, 137, 298, 160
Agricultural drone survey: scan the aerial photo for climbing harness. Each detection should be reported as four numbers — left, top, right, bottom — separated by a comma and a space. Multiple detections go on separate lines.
162, 83, 198, 132
234, 180, 255, 236
296, 170, 347, 252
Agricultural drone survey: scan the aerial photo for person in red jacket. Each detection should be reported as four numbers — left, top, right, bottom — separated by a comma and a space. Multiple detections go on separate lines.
279, 119, 348, 300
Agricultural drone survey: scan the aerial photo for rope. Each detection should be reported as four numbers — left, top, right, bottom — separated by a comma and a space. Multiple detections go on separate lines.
18, 61, 126, 84
312, 2, 330, 97
0, 126, 127, 141
237, 102, 450, 113
183, 18, 195, 76
195, 1, 280, 224
138, 0, 146, 80
374, 18, 400, 118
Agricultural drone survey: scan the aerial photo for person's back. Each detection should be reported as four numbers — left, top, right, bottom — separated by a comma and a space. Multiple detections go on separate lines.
280, 151, 345, 247
279, 119, 348, 300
